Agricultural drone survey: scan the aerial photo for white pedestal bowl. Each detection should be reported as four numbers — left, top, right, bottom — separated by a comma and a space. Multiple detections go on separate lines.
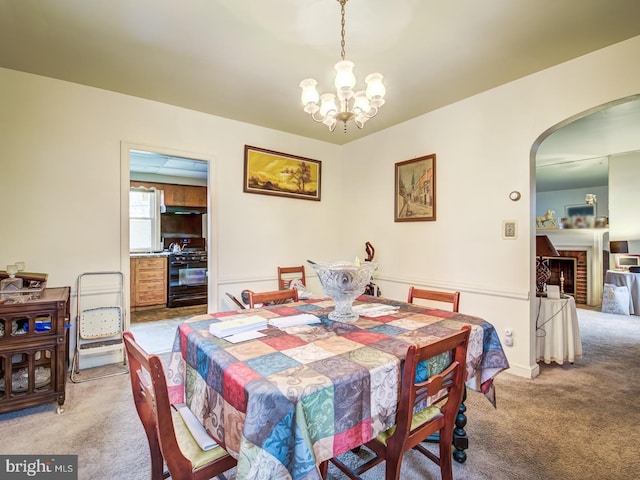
308, 261, 378, 322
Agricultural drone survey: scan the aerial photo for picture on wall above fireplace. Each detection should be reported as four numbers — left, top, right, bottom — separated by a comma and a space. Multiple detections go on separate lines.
565, 204, 596, 228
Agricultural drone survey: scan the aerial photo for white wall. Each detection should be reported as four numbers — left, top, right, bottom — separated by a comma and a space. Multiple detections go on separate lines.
340, 36, 640, 377
609, 150, 640, 251
0, 68, 342, 365
0, 68, 343, 288
2, 35, 640, 378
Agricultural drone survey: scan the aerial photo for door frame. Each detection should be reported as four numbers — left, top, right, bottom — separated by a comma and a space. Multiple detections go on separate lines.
120, 141, 216, 330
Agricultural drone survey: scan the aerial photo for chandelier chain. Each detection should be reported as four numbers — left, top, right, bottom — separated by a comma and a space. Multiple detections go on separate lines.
339, 0, 347, 61
299, 0, 385, 132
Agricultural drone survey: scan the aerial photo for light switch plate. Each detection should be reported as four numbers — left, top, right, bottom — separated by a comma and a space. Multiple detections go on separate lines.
502, 220, 517, 239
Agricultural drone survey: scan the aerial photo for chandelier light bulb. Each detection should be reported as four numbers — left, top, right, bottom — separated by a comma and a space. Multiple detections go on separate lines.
355, 114, 369, 129
298, 0, 385, 132
334, 60, 356, 95
319, 93, 338, 117
323, 116, 337, 131
299, 78, 320, 107
353, 91, 370, 114
365, 73, 386, 101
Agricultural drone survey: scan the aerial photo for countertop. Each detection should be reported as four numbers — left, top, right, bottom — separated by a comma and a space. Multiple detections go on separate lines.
130, 252, 171, 258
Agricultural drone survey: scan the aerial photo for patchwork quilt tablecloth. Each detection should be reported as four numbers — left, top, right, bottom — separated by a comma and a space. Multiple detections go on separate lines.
167, 296, 509, 480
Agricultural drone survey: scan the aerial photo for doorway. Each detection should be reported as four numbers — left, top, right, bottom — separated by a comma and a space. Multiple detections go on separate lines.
532, 94, 640, 305
120, 142, 215, 332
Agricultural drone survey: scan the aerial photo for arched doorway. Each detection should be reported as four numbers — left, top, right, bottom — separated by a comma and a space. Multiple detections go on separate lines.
531, 94, 640, 307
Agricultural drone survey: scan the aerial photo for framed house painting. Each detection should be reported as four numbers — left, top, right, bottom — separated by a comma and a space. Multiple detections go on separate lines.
244, 145, 321, 201
395, 154, 436, 222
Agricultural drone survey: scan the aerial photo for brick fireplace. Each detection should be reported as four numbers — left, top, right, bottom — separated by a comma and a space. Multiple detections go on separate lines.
547, 251, 585, 304
537, 229, 608, 306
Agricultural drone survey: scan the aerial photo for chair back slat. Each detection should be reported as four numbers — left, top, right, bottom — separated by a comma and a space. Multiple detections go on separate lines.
394, 326, 471, 452
277, 266, 306, 290
248, 288, 298, 308
407, 286, 460, 312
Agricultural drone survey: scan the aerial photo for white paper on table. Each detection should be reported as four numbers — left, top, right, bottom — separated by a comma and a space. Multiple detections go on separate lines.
363, 308, 399, 317
209, 315, 267, 337
270, 313, 321, 328
352, 304, 399, 317
224, 330, 267, 343
176, 404, 218, 451
353, 304, 385, 313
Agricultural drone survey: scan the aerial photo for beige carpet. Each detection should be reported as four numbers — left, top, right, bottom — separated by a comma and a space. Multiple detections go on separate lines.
0, 308, 638, 480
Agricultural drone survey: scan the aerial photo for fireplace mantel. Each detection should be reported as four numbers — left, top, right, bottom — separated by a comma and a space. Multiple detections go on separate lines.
537, 228, 609, 306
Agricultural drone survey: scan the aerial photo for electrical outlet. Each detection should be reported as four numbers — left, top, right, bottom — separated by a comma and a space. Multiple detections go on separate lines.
504, 328, 513, 347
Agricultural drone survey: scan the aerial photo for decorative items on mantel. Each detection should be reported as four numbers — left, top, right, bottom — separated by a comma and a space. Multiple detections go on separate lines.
563, 194, 600, 229
539, 194, 608, 230
536, 209, 558, 229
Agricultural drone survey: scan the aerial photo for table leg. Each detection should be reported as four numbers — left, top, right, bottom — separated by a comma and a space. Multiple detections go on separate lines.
452, 386, 468, 463
424, 386, 468, 463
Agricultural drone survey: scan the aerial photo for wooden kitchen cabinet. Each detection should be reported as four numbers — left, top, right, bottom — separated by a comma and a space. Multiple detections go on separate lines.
130, 181, 207, 208
130, 256, 168, 310
0, 287, 70, 414
163, 184, 207, 207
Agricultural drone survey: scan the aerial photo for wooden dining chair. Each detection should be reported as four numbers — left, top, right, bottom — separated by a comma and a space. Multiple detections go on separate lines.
329, 325, 471, 480
225, 292, 246, 310
407, 286, 460, 312
248, 288, 298, 308
123, 332, 237, 480
277, 265, 306, 290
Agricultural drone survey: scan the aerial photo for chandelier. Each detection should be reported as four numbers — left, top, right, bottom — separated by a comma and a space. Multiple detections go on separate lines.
299, 0, 386, 132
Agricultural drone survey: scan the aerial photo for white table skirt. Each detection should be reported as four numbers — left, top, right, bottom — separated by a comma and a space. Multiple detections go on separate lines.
536, 295, 582, 365
604, 270, 640, 315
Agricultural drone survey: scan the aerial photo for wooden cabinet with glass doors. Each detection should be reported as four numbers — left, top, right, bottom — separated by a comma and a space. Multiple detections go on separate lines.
0, 287, 70, 413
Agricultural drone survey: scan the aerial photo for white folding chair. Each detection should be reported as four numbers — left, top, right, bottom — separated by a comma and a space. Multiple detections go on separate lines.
70, 271, 128, 383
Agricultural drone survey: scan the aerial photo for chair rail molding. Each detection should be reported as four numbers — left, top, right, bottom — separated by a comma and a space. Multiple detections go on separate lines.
377, 274, 530, 301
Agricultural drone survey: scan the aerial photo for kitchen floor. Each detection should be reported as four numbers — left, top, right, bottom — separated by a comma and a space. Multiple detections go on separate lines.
129, 304, 208, 354
130, 304, 207, 323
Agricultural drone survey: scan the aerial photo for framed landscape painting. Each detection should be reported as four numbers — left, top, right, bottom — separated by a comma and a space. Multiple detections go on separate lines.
395, 154, 436, 222
244, 145, 321, 201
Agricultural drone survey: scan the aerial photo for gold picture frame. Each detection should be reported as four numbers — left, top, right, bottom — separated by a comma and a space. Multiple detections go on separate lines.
243, 145, 321, 201
395, 154, 436, 222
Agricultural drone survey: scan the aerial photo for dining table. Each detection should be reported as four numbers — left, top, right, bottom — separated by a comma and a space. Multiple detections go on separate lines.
166, 295, 509, 480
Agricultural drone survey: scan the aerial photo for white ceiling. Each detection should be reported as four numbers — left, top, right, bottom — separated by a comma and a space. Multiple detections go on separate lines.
1, 0, 639, 187
536, 96, 640, 192
129, 150, 209, 180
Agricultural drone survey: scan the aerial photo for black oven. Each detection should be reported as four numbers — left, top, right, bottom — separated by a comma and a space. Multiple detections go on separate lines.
167, 251, 208, 308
